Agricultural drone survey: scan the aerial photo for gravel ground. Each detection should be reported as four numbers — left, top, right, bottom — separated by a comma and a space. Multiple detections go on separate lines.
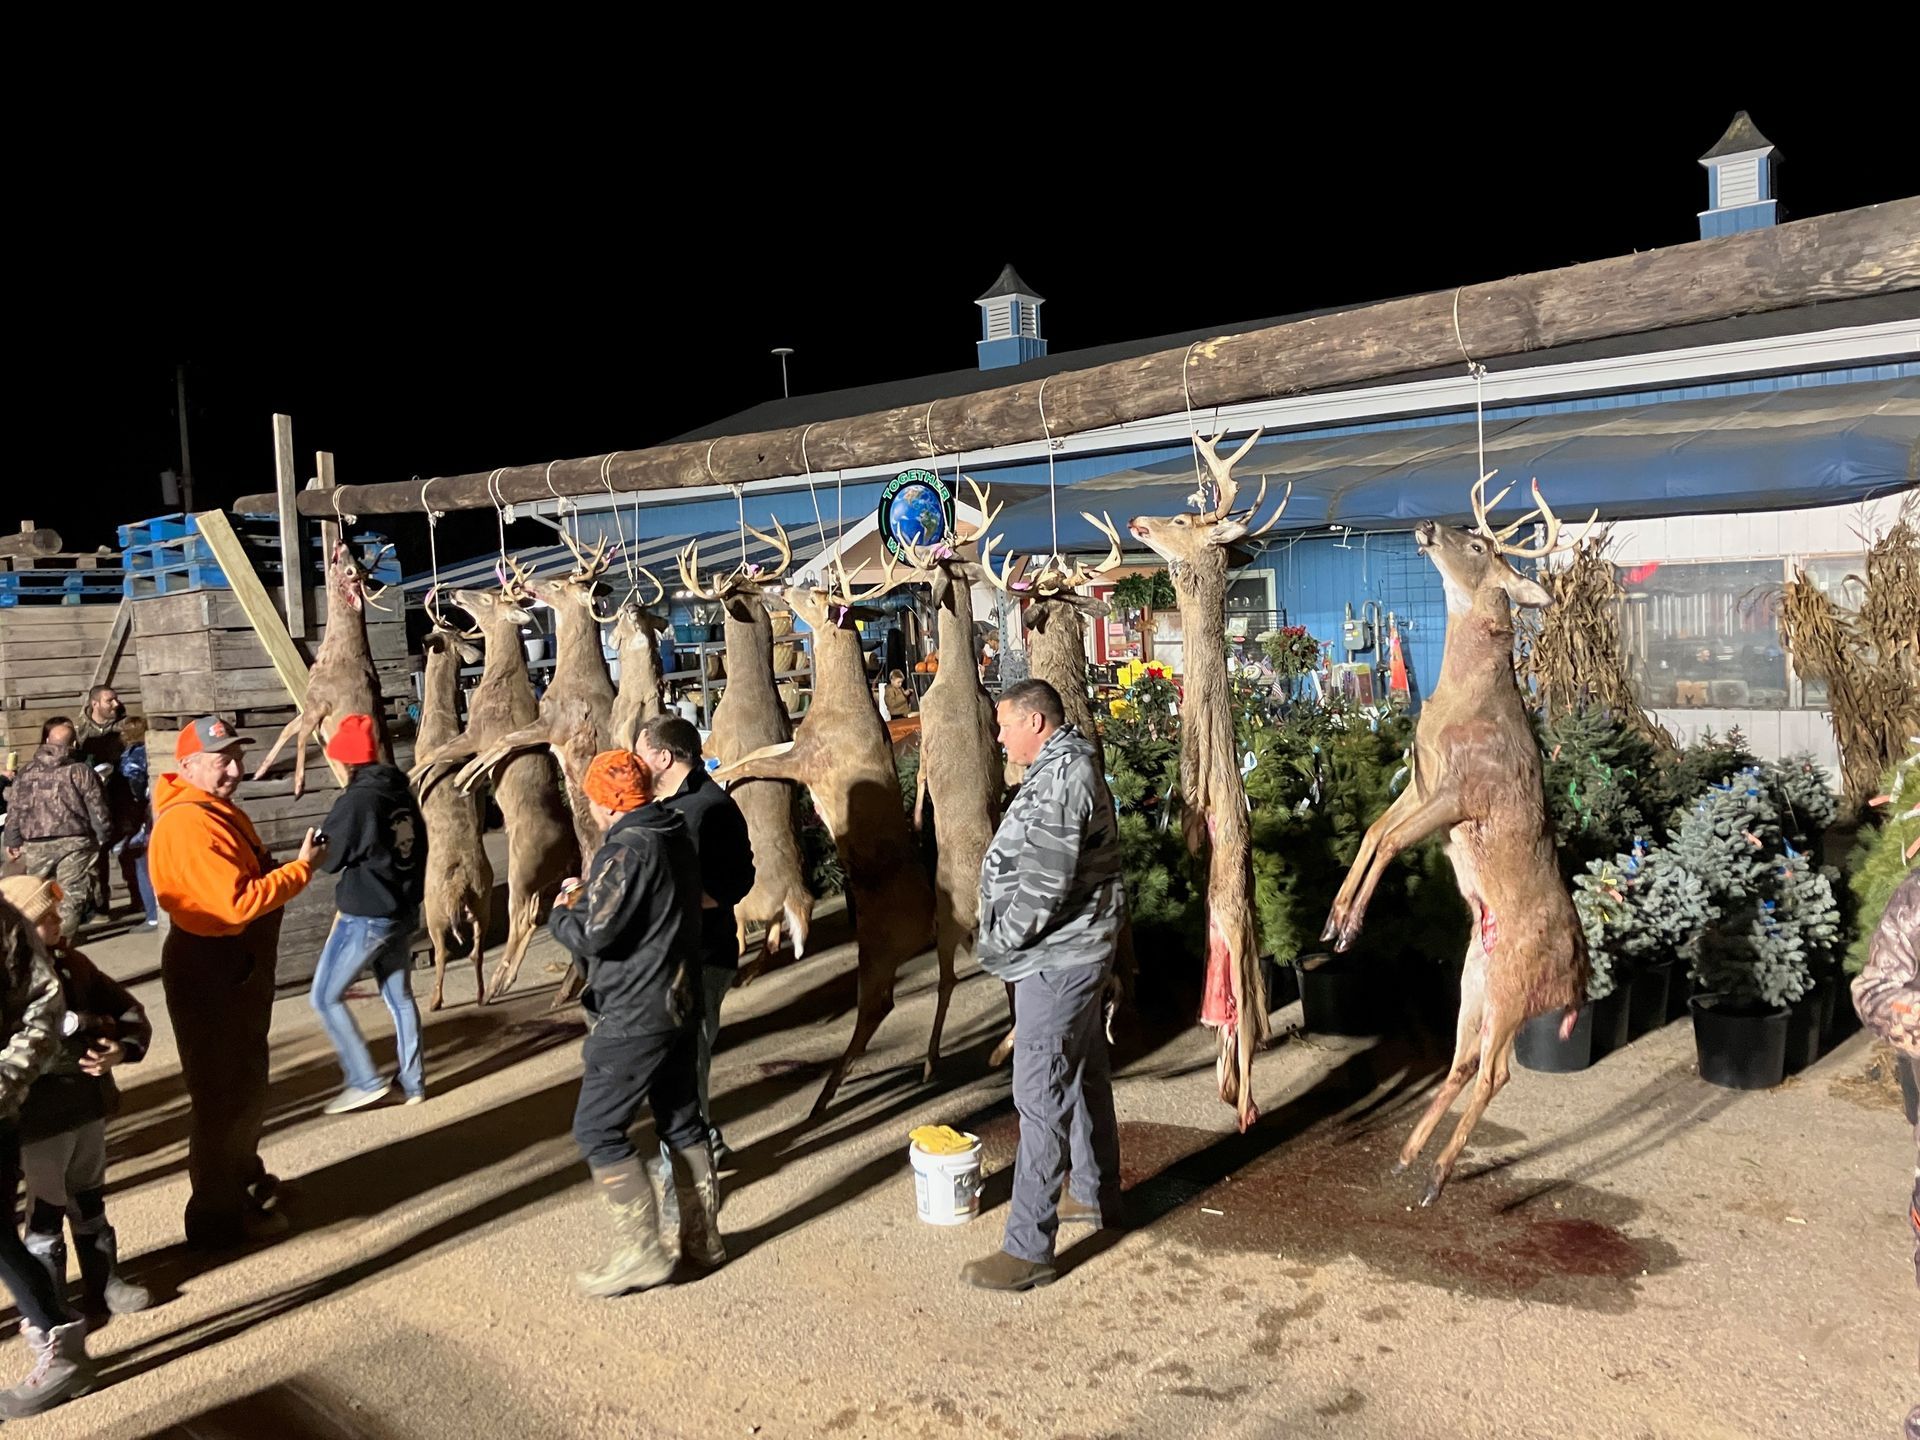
11, 904, 1911, 1440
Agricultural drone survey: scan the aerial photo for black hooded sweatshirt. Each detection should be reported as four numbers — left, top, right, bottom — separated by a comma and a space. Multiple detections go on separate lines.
318, 763, 427, 919
655, 765, 756, 971
549, 803, 703, 1038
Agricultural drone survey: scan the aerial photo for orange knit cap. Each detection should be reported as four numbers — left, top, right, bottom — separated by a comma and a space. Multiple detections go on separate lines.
582, 750, 654, 812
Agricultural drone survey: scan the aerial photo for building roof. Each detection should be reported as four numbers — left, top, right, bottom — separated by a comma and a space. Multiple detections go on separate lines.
976, 263, 1042, 303
668, 292, 1911, 446
1701, 110, 1777, 162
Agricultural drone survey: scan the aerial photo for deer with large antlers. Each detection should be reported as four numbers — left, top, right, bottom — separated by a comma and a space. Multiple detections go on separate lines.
451, 538, 626, 878
410, 582, 574, 1005
417, 605, 493, 1011
713, 547, 935, 1117
1323, 474, 1595, 1204
889, 480, 1015, 1079
1013, 517, 1126, 771
1129, 429, 1289, 1132
679, 523, 813, 973
252, 541, 394, 797
608, 576, 670, 752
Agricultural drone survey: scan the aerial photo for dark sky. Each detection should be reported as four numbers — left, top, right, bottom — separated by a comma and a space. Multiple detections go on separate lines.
17, 89, 1917, 564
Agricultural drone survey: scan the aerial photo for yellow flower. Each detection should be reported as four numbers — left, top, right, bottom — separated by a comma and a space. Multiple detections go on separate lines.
1109, 698, 1136, 719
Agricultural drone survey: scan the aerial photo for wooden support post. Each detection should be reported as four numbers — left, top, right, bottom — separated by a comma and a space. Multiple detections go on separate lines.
273, 414, 306, 640
88, 599, 133, 691
192, 510, 348, 786
314, 451, 340, 568
0, 526, 63, 563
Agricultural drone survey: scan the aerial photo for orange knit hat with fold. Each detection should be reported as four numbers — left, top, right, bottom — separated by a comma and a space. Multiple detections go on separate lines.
324, 713, 380, 766
583, 750, 653, 811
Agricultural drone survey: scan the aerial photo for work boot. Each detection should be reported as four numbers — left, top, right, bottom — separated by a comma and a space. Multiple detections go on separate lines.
74, 1225, 150, 1316
0, 1319, 94, 1417
577, 1157, 674, 1298
960, 1251, 1056, 1292
22, 1229, 67, 1304
667, 1143, 726, 1270
1056, 1192, 1109, 1228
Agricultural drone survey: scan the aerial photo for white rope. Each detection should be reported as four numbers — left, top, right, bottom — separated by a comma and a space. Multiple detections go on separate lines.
330, 485, 357, 529
420, 477, 444, 621
486, 469, 510, 565
599, 453, 639, 595
1038, 377, 1058, 561
544, 461, 575, 546
733, 483, 748, 569
799, 424, 829, 583
1181, 340, 1205, 498
1452, 287, 1490, 485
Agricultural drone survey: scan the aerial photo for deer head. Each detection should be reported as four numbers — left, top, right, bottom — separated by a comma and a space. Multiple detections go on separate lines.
520, 532, 624, 623
897, 477, 1017, 613
1127, 429, 1288, 576
1012, 512, 1124, 632
679, 520, 795, 623
1417, 472, 1598, 618
609, 573, 668, 650
328, 541, 396, 613
780, 546, 898, 635
421, 622, 483, 668
451, 581, 533, 637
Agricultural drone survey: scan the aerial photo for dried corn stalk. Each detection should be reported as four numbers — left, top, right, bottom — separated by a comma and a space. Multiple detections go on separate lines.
1521, 532, 1672, 750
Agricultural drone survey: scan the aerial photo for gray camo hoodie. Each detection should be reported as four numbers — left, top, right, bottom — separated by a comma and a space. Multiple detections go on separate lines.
976, 724, 1125, 981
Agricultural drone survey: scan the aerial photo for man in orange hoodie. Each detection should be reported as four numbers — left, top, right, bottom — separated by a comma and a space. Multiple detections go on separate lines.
150, 716, 325, 1247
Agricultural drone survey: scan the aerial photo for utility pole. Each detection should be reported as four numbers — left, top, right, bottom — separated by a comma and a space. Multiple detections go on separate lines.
174, 362, 196, 515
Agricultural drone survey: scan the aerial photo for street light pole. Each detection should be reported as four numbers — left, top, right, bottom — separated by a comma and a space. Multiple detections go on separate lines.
771, 347, 794, 399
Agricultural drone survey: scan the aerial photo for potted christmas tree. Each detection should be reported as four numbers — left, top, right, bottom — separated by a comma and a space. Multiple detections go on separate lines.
1519, 857, 1634, 1071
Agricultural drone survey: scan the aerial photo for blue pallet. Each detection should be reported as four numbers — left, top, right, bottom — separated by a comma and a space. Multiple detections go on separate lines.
123, 565, 231, 598
0, 571, 127, 606
122, 533, 400, 586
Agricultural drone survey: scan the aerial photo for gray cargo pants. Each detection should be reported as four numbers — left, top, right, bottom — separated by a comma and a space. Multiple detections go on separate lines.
1002, 960, 1122, 1264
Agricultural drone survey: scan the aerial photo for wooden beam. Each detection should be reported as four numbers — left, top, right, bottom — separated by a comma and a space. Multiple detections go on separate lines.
190, 510, 348, 786
0, 528, 63, 562
87, 599, 133, 691
314, 451, 340, 568
272, 414, 306, 640
231, 200, 1920, 519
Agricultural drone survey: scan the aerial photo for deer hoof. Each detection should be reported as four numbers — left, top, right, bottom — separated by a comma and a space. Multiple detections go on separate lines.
1420, 1176, 1447, 1208
1390, 1158, 1409, 1176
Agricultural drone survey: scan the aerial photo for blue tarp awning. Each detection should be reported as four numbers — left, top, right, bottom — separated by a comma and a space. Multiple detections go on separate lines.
993, 379, 1920, 553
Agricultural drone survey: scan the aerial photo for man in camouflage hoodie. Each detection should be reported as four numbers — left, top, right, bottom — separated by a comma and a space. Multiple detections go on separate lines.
1849, 865, 1920, 1439
1, 722, 109, 941
962, 679, 1125, 1292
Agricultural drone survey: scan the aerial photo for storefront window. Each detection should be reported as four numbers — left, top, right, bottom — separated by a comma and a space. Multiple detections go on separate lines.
1788, 553, 1869, 709
1618, 559, 1788, 710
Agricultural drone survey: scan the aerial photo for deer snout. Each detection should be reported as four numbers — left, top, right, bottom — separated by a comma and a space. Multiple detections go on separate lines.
1415, 520, 1438, 550
1127, 518, 1152, 541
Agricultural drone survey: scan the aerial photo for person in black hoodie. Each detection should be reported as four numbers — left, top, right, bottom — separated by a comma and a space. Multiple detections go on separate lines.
552, 749, 723, 1297
636, 715, 755, 1160
309, 714, 428, 1114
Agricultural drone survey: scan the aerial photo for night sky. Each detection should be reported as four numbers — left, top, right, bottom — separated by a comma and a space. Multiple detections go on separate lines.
19, 91, 1916, 568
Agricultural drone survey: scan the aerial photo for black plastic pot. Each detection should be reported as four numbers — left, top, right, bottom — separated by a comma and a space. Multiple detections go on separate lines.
1666, 963, 1695, 1023
1782, 983, 1824, 1075
1628, 962, 1672, 1038
1591, 982, 1633, 1060
1260, 955, 1300, 1013
1294, 955, 1384, 1036
1822, 972, 1860, 1045
1516, 1005, 1595, 1072
1691, 996, 1790, 1090
1900, 1054, 1919, 1128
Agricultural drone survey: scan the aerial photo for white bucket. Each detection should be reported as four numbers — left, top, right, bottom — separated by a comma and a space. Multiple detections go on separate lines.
909, 1134, 983, 1226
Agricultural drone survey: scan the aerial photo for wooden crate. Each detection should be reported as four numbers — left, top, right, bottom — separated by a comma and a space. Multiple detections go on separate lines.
0, 605, 143, 753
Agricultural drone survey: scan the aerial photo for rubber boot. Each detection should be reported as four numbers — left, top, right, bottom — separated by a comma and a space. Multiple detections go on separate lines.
577, 1156, 674, 1298
22, 1229, 67, 1306
74, 1224, 151, 1316
0, 1319, 94, 1418
667, 1143, 726, 1270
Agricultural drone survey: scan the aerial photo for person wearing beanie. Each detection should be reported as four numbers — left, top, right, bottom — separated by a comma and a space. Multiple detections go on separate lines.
550, 750, 721, 1296
1, 876, 152, 1328
310, 714, 429, 1114
0, 889, 91, 1416
150, 715, 324, 1248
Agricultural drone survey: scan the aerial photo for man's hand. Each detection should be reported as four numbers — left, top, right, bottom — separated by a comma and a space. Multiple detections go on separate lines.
79, 1037, 124, 1076
556, 878, 583, 908
298, 828, 329, 865
4, 847, 19, 862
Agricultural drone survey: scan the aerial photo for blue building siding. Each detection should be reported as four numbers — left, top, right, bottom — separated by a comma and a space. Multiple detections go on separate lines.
1700, 201, 1779, 238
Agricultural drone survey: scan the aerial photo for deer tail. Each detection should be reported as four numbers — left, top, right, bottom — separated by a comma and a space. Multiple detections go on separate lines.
1558, 1005, 1581, 1042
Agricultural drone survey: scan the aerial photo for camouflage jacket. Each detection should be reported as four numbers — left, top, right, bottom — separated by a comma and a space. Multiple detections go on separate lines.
1, 743, 110, 851
0, 932, 66, 1121
976, 724, 1125, 981
1853, 867, 1920, 1060
72, 712, 125, 771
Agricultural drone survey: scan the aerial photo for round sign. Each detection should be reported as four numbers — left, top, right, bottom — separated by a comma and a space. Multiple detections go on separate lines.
878, 469, 954, 558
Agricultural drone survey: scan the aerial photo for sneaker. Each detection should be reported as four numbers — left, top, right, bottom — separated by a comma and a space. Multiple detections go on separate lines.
0, 1319, 93, 1417
403, 1091, 426, 1107
323, 1082, 391, 1115
144, 917, 161, 929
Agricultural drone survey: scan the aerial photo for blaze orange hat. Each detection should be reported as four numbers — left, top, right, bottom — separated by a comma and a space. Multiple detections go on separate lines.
177, 715, 253, 762
325, 714, 380, 766
583, 750, 653, 812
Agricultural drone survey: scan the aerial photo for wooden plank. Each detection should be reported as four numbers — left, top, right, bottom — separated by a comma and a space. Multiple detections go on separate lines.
188, 510, 349, 788
0, 608, 120, 633
130, 588, 362, 639
228, 201, 1920, 519
314, 452, 340, 573
274, 415, 307, 641
87, 598, 133, 690
0, 638, 126, 662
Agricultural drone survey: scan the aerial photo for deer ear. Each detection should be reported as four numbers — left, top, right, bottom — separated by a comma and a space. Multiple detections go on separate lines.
1504, 572, 1553, 609
1208, 519, 1250, 547
458, 642, 483, 664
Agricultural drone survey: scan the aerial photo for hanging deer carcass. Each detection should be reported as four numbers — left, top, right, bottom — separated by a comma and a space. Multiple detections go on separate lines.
889, 481, 1014, 1079
417, 602, 493, 1011
410, 580, 574, 1004
1323, 474, 1593, 1204
252, 541, 394, 797
678, 526, 813, 975
713, 548, 935, 1117
1128, 431, 1289, 1132
1012, 517, 1126, 772
452, 539, 625, 870
609, 574, 671, 751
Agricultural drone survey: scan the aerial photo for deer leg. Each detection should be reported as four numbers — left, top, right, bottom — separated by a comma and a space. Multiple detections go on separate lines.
467, 901, 488, 1009
1422, 1006, 1524, 1207
251, 712, 310, 781
410, 733, 481, 789
713, 740, 802, 787
1395, 949, 1488, 1172
989, 982, 1018, 1068
912, 762, 928, 833
923, 918, 962, 1083
809, 948, 897, 1119
456, 723, 554, 793
428, 913, 450, 1013
786, 894, 811, 959
1324, 790, 1462, 951
486, 889, 542, 1002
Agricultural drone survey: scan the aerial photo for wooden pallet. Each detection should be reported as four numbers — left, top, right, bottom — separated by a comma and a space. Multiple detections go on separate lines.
0, 605, 142, 751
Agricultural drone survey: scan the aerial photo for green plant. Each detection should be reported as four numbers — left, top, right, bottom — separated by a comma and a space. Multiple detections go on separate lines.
1538, 707, 1658, 876
1570, 858, 1631, 1000
1845, 751, 1920, 973
1109, 569, 1176, 612
1258, 625, 1323, 681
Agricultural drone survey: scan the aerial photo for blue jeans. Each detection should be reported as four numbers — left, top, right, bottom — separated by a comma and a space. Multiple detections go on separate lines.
310, 910, 424, 1097
116, 839, 156, 923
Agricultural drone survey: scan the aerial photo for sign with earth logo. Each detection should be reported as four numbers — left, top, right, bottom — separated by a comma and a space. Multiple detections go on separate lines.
877, 469, 954, 559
